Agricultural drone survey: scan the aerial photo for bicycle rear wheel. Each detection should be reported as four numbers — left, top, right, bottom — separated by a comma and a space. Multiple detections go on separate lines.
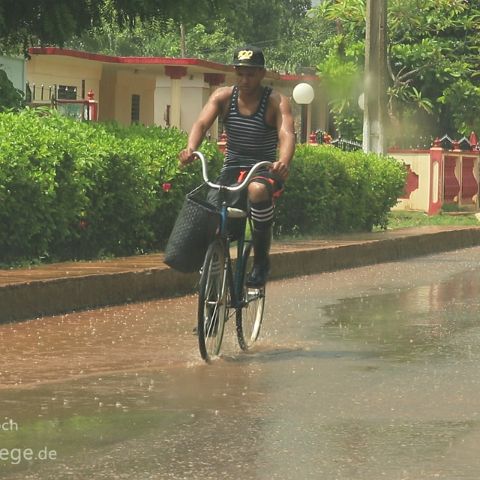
236, 244, 266, 351
197, 240, 229, 361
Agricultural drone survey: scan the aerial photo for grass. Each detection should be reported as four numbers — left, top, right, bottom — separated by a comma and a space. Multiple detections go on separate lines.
378, 209, 480, 231
275, 208, 480, 243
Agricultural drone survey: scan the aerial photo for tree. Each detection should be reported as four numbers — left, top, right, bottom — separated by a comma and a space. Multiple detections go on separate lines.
265, 4, 335, 73
219, 0, 311, 48
67, 16, 237, 63
66, 0, 313, 66
0, 0, 225, 53
311, 0, 480, 145
0, 69, 24, 110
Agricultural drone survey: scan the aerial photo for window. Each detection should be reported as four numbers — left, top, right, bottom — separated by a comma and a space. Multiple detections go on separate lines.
57, 85, 77, 100
131, 94, 140, 124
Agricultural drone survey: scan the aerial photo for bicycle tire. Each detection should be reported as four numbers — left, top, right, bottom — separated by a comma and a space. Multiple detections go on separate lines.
236, 243, 266, 351
197, 239, 229, 361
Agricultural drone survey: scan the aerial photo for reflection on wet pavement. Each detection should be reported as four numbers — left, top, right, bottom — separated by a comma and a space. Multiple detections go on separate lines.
1, 247, 480, 479
321, 269, 480, 361
0, 296, 204, 387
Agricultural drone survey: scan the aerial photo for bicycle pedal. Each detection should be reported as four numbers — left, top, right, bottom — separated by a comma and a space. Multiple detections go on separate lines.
246, 288, 262, 301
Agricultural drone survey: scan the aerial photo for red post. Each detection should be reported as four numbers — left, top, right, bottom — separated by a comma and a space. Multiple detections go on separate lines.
469, 131, 478, 151
428, 142, 444, 215
323, 132, 332, 144
87, 90, 98, 121
204, 73, 225, 87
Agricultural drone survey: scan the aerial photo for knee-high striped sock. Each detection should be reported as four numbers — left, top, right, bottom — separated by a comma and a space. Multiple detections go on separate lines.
250, 200, 274, 231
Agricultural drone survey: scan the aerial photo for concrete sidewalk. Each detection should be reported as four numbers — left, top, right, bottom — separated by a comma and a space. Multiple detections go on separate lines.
1, 225, 480, 323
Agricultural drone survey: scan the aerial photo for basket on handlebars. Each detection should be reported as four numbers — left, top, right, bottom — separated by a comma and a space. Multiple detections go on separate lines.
164, 184, 220, 273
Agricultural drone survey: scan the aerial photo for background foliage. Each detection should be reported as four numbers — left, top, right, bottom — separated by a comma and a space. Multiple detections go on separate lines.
0, 0, 226, 51
0, 69, 24, 110
1, 0, 479, 144
312, 0, 480, 143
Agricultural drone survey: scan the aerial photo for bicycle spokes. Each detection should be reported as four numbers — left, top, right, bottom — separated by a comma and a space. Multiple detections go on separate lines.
236, 244, 266, 351
198, 241, 229, 361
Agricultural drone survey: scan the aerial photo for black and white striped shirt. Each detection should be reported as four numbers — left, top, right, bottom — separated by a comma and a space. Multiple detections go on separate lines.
223, 86, 278, 170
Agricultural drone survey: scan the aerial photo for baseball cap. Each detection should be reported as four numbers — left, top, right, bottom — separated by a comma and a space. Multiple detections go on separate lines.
232, 46, 265, 68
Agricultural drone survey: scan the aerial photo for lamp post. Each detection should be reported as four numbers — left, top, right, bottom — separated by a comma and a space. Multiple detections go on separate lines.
293, 83, 314, 143
363, 0, 387, 153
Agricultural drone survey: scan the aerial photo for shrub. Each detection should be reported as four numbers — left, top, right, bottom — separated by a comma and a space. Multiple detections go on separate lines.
274, 145, 407, 236
0, 108, 222, 264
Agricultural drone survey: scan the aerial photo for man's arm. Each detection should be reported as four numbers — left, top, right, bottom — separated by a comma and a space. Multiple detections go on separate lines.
271, 93, 296, 181
179, 87, 230, 165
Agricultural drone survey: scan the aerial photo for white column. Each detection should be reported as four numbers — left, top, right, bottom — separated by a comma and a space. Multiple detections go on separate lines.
170, 78, 182, 129
164, 66, 187, 129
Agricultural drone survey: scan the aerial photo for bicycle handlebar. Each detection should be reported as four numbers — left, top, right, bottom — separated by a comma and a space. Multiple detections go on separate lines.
193, 151, 273, 192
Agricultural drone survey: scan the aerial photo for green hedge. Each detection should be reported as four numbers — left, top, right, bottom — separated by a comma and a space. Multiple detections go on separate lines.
274, 145, 407, 236
0, 108, 222, 264
0, 109, 406, 265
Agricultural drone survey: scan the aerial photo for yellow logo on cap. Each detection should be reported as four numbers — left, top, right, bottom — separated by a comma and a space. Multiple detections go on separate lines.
238, 50, 253, 60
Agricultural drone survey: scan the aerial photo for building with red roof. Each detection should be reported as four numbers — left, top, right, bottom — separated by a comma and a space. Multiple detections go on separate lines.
26, 47, 327, 140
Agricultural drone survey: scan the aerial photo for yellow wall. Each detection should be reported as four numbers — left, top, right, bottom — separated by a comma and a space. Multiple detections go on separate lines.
98, 68, 116, 121
112, 70, 155, 126
179, 73, 210, 134
27, 55, 101, 102
390, 152, 431, 212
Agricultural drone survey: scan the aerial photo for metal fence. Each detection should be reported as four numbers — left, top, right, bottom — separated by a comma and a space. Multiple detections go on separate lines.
330, 137, 363, 152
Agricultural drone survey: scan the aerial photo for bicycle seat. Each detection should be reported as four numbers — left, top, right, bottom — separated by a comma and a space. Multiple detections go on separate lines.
227, 207, 247, 218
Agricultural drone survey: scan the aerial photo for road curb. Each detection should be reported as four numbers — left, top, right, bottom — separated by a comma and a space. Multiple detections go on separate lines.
270, 228, 480, 279
2, 227, 480, 323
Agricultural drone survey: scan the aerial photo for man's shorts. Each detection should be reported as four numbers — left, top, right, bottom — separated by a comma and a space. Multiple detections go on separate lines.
206, 165, 284, 239
209, 166, 284, 206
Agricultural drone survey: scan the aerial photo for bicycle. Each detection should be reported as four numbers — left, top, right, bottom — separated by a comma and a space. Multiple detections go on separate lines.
193, 151, 272, 362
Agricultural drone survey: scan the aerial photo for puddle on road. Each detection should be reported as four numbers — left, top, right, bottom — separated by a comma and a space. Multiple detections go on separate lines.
320, 269, 480, 362
0, 295, 205, 388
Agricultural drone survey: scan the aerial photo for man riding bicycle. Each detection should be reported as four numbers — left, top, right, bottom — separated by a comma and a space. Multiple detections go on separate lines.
179, 45, 295, 287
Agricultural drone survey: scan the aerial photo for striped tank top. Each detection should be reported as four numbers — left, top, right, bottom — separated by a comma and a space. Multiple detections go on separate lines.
223, 85, 278, 170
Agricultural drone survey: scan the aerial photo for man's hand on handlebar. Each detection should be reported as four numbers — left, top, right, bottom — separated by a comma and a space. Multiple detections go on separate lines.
270, 161, 290, 182
179, 148, 197, 166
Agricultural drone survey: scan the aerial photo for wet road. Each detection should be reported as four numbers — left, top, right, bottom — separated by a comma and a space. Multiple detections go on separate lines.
1, 247, 480, 479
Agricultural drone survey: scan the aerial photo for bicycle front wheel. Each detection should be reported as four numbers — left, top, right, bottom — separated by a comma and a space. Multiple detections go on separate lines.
236, 244, 266, 351
197, 240, 229, 361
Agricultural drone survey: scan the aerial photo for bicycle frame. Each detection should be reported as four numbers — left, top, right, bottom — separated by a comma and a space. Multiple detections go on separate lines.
215, 185, 251, 312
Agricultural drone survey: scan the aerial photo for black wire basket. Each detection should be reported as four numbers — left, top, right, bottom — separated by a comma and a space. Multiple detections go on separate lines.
164, 185, 220, 273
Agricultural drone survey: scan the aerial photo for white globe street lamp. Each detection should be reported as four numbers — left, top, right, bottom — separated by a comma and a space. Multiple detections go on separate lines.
292, 83, 315, 143
293, 83, 315, 105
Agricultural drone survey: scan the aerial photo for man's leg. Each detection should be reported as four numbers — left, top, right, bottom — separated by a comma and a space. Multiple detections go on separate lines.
246, 181, 274, 287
